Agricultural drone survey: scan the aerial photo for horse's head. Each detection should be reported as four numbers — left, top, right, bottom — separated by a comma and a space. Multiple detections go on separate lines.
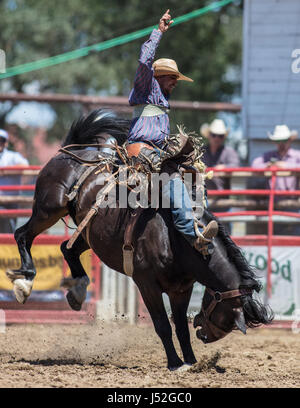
192, 212, 274, 344
193, 286, 251, 343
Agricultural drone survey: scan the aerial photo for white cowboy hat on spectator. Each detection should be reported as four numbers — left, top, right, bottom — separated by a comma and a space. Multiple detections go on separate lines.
0, 129, 8, 140
268, 125, 298, 141
200, 119, 229, 138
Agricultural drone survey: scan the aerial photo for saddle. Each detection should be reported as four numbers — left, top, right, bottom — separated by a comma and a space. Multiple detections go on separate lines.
126, 142, 154, 157
124, 129, 198, 175
62, 130, 208, 276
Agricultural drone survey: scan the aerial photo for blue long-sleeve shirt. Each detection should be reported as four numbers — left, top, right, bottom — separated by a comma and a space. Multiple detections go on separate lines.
127, 29, 170, 148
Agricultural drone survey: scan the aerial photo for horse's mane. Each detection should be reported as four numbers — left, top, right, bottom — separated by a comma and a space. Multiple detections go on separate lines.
204, 209, 274, 328
62, 109, 131, 147
204, 209, 261, 291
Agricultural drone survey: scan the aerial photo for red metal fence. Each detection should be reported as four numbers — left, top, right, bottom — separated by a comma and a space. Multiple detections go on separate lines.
0, 165, 299, 325
208, 166, 300, 300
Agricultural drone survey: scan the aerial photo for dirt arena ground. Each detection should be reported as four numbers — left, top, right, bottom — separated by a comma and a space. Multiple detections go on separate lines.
0, 321, 299, 388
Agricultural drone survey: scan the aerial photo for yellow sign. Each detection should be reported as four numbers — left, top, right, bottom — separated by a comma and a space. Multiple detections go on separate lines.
0, 245, 92, 291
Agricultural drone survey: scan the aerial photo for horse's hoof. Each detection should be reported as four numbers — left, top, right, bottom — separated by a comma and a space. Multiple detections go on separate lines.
169, 362, 190, 372
66, 291, 82, 311
175, 364, 192, 372
13, 279, 33, 304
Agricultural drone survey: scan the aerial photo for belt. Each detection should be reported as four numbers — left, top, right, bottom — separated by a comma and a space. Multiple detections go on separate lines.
132, 104, 170, 118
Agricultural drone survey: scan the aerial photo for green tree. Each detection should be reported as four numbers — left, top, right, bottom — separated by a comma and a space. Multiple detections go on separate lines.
0, 0, 242, 138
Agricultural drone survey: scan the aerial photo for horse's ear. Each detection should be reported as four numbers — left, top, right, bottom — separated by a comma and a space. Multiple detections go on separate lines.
233, 308, 247, 334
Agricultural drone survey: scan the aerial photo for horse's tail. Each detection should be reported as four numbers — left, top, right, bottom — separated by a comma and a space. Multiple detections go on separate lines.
62, 109, 131, 147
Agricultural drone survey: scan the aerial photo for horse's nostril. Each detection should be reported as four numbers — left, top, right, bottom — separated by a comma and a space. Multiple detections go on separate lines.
196, 329, 207, 343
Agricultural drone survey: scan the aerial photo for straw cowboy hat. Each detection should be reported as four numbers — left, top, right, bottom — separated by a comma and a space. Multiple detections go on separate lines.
153, 58, 193, 82
268, 125, 298, 141
200, 119, 229, 138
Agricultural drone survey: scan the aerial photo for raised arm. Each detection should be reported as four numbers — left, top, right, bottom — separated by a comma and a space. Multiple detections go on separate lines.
132, 10, 173, 98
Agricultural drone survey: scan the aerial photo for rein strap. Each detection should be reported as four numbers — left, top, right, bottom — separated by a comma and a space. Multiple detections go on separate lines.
202, 287, 252, 338
59, 143, 118, 165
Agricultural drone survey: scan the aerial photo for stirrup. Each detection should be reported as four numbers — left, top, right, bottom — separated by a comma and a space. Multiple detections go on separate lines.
194, 233, 211, 246
194, 241, 215, 257
194, 235, 210, 253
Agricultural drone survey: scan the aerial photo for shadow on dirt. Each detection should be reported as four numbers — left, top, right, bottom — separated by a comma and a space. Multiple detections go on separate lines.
7, 358, 106, 367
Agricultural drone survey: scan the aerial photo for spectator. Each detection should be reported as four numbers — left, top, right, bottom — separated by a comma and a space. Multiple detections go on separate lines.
201, 119, 240, 191
0, 129, 29, 233
252, 125, 300, 187
252, 124, 300, 235
201, 119, 240, 234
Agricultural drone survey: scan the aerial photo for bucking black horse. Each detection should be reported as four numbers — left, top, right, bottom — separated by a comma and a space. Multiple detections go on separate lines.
6, 109, 273, 370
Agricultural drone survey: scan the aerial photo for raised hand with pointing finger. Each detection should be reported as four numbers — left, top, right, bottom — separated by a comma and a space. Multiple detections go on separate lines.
158, 9, 174, 33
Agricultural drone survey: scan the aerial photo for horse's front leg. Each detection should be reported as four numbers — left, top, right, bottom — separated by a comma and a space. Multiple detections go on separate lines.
169, 288, 197, 366
136, 280, 184, 370
6, 201, 68, 304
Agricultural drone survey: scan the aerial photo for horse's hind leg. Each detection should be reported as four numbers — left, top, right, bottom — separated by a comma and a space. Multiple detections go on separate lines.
169, 288, 197, 367
6, 204, 68, 304
60, 235, 90, 311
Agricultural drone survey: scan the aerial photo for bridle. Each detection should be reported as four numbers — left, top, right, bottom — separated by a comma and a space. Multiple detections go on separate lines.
199, 287, 253, 339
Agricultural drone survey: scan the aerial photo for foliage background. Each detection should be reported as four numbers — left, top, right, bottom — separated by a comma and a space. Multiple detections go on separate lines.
0, 0, 243, 159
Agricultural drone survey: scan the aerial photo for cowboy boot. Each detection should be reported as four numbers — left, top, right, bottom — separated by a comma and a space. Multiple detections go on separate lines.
194, 220, 218, 251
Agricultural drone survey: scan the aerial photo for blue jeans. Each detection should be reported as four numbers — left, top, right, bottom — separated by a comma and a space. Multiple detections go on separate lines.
161, 175, 200, 245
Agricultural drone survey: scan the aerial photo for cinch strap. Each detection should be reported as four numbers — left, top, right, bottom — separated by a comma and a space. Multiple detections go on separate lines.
132, 104, 170, 118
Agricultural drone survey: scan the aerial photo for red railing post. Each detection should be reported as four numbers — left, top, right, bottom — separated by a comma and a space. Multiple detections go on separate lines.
267, 168, 276, 299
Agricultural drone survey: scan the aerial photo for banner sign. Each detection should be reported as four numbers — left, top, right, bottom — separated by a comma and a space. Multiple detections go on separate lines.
242, 246, 298, 316
0, 245, 91, 291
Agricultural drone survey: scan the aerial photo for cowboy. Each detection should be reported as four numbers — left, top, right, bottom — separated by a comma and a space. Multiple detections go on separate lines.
252, 125, 300, 178
252, 124, 300, 235
127, 10, 218, 251
200, 119, 239, 234
201, 119, 240, 191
